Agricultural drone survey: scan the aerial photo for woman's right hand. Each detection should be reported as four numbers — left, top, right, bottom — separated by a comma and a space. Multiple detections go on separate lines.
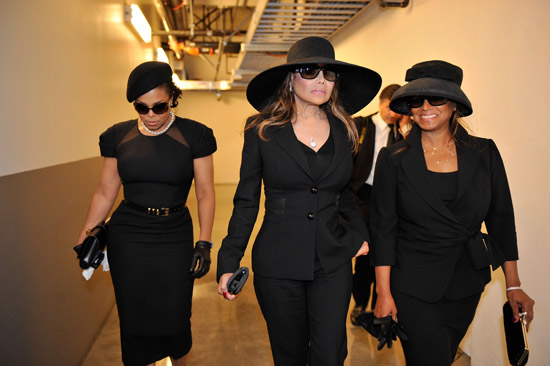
374, 292, 398, 322
217, 273, 240, 301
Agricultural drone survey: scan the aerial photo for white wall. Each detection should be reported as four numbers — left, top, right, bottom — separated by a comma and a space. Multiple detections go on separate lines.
0, 0, 254, 183
0, 0, 152, 177
332, 1, 549, 365
176, 90, 256, 183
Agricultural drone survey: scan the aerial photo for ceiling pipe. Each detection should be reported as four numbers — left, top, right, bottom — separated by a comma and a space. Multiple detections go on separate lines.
379, 0, 409, 8
152, 0, 183, 58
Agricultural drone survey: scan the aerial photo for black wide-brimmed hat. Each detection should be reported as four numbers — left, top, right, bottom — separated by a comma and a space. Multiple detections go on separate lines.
390, 60, 472, 116
246, 37, 382, 115
126, 61, 173, 102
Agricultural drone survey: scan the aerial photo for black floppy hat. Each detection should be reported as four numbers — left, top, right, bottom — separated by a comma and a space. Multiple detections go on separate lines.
126, 61, 173, 102
246, 37, 382, 115
390, 60, 473, 116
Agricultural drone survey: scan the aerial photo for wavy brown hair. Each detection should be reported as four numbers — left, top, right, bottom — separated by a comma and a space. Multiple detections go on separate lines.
245, 72, 360, 153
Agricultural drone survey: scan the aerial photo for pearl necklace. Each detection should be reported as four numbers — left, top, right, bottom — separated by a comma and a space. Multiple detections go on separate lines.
140, 111, 175, 135
422, 139, 456, 164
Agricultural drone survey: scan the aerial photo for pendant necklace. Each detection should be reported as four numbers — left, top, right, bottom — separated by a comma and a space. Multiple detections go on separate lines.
296, 118, 321, 148
296, 109, 321, 148
140, 111, 175, 135
422, 139, 456, 164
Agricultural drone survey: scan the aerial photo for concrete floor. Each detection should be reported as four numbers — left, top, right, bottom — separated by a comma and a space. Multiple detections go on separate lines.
82, 184, 470, 366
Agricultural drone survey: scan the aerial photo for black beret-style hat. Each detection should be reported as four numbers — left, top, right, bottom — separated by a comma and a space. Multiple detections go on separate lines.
390, 60, 473, 116
246, 36, 382, 115
126, 61, 173, 102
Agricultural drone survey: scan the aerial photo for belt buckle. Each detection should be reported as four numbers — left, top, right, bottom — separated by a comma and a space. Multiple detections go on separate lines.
160, 207, 170, 216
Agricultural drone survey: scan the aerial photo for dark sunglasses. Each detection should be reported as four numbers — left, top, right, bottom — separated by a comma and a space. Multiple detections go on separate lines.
294, 65, 339, 82
133, 101, 170, 115
407, 96, 449, 109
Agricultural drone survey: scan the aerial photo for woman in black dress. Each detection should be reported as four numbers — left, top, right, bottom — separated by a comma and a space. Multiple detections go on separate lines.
216, 37, 381, 366
370, 60, 534, 365
76, 61, 216, 366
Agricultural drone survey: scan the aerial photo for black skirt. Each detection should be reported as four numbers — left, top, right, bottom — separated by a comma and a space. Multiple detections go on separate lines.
108, 201, 194, 365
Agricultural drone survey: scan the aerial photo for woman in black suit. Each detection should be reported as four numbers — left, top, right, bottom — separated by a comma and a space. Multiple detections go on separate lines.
216, 37, 381, 366
370, 60, 534, 365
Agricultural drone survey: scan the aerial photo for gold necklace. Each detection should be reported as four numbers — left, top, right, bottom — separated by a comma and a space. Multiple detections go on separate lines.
422, 139, 456, 164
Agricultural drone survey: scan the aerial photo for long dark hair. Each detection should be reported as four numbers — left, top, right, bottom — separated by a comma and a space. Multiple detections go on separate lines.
245, 72, 360, 152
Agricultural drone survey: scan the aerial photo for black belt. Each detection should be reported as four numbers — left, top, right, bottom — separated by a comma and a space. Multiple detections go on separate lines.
124, 200, 186, 216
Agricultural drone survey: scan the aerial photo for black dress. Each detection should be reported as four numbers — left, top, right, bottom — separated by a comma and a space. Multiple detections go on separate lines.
99, 117, 216, 366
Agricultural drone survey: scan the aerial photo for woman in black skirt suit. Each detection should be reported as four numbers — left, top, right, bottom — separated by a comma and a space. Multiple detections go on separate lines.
76, 61, 216, 366
216, 37, 381, 366
370, 60, 534, 365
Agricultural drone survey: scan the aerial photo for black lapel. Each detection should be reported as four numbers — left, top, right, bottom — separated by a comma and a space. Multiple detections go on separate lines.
449, 127, 480, 209
401, 124, 460, 224
271, 122, 315, 180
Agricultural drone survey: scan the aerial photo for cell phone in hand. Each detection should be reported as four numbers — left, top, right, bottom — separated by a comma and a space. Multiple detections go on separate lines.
227, 267, 249, 295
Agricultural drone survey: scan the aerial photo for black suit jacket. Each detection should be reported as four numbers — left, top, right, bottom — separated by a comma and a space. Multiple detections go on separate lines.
351, 114, 377, 195
370, 124, 519, 302
217, 114, 368, 281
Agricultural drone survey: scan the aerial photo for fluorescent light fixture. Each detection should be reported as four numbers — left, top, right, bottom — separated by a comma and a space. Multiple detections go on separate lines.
157, 47, 169, 63
126, 4, 151, 43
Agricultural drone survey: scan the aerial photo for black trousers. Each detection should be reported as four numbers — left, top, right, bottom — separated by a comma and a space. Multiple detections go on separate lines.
254, 262, 352, 366
352, 183, 376, 309
393, 290, 481, 366
352, 254, 376, 309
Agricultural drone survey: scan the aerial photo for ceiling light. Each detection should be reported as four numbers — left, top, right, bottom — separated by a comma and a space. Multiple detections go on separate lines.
125, 4, 151, 43
157, 47, 169, 63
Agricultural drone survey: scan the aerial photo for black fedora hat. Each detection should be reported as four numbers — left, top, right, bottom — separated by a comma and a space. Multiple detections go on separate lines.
390, 60, 473, 116
246, 37, 382, 115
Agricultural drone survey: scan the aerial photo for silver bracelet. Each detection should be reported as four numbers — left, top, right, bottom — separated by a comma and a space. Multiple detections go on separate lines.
506, 286, 521, 291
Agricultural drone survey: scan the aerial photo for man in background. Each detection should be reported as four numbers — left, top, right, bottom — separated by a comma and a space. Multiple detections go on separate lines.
349, 84, 410, 324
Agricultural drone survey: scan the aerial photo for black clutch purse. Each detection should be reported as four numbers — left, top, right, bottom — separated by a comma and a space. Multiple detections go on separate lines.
227, 267, 249, 295
73, 221, 109, 269
503, 301, 529, 366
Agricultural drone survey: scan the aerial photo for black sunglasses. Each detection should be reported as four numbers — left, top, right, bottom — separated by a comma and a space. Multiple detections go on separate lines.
294, 65, 339, 82
133, 101, 170, 115
407, 96, 449, 109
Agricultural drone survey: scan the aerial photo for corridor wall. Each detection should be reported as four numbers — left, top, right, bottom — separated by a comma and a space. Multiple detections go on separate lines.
331, 0, 549, 365
0, 0, 151, 364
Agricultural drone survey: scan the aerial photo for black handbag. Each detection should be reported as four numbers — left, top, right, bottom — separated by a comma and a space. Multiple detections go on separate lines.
503, 301, 529, 366
73, 220, 109, 269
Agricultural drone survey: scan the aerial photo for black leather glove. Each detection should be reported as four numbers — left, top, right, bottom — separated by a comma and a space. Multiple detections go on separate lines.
189, 240, 212, 279
374, 315, 408, 350
356, 312, 408, 350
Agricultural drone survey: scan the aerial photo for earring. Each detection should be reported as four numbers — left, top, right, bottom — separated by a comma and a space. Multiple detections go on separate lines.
289, 84, 294, 93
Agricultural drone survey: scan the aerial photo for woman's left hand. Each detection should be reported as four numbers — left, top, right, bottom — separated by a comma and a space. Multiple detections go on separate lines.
218, 273, 240, 301
354, 241, 369, 257
189, 241, 212, 278
507, 289, 535, 330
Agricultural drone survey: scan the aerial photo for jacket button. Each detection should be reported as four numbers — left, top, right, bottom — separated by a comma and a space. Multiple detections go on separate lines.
310, 187, 318, 194
307, 213, 315, 220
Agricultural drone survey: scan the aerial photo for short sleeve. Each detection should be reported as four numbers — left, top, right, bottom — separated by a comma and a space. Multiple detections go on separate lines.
189, 123, 217, 159
99, 125, 116, 157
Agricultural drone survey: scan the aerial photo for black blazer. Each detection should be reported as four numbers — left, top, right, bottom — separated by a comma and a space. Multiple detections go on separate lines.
351, 114, 377, 194
217, 114, 368, 281
370, 123, 519, 302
